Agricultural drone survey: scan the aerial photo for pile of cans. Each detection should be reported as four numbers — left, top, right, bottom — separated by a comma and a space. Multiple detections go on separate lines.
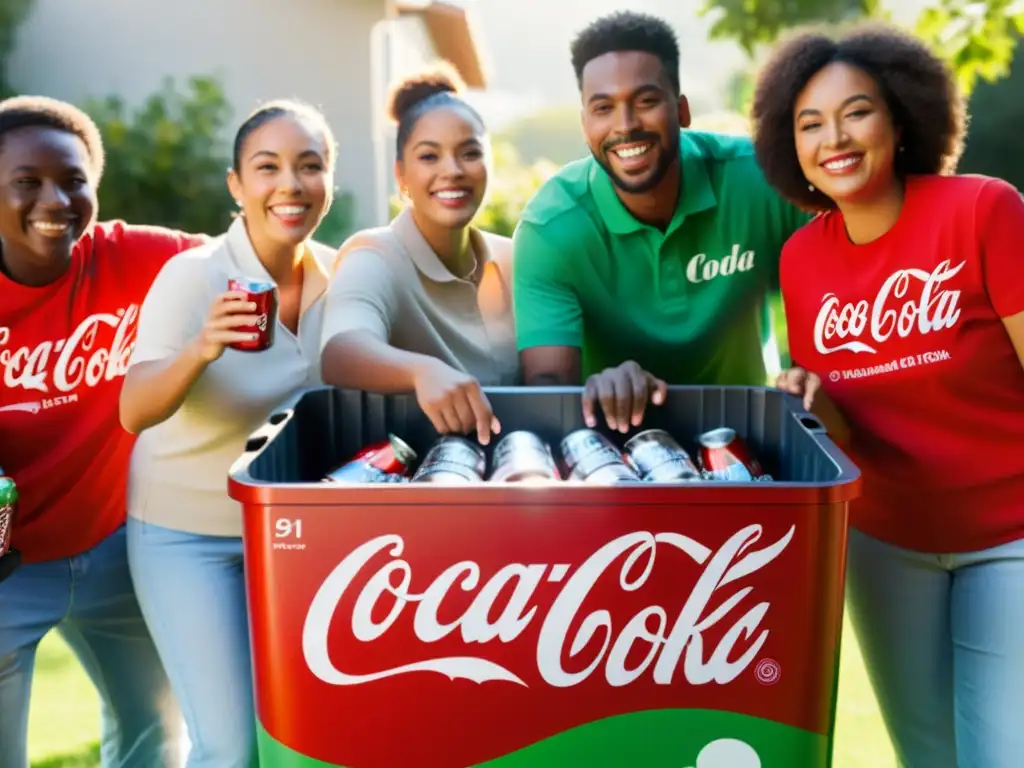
323, 427, 770, 485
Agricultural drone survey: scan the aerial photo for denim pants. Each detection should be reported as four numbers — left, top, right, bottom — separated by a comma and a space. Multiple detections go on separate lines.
127, 518, 257, 768
0, 525, 180, 768
846, 528, 1024, 768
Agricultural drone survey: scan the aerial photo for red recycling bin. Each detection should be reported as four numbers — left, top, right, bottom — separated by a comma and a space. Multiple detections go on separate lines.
228, 386, 861, 768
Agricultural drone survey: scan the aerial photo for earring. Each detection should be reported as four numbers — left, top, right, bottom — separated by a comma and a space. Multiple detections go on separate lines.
899, 146, 905, 153
808, 183, 816, 192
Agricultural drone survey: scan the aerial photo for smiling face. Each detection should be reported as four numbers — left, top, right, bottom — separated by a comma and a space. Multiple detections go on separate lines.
396, 105, 487, 231
227, 114, 332, 249
0, 126, 97, 285
580, 50, 688, 195
793, 61, 901, 205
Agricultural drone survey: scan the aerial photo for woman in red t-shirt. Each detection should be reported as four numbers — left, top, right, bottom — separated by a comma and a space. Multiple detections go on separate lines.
0, 96, 203, 765
750, 23, 1024, 768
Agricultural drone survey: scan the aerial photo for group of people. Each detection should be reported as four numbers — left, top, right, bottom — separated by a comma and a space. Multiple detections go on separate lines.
0, 8, 1022, 768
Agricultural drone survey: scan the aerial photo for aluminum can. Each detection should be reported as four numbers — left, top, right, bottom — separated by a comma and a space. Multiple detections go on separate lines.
560, 429, 642, 484
489, 431, 560, 483
697, 427, 768, 482
0, 470, 18, 561
228, 276, 279, 352
412, 436, 486, 483
624, 429, 702, 483
323, 434, 417, 484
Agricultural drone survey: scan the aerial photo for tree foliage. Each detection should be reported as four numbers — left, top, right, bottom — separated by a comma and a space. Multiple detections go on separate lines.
700, 0, 1024, 95
86, 77, 237, 235
0, 0, 34, 98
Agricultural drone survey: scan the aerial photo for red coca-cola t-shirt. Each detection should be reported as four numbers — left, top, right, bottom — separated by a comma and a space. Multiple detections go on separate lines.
0, 222, 204, 563
781, 175, 1024, 554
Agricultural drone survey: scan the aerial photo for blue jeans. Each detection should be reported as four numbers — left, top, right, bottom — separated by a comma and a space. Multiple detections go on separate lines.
127, 518, 257, 768
846, 528, 1024, 768
0, 525, 180, 768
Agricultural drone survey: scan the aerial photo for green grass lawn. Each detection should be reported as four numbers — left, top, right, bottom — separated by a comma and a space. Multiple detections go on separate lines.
28, 619, 894, 767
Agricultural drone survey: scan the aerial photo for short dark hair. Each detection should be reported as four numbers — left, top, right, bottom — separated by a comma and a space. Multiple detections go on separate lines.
0, 95, 105, 181
570, 12, 680, 94
232, 98, 337, 172
751, 22, 966, 211
387, 61, 484, 160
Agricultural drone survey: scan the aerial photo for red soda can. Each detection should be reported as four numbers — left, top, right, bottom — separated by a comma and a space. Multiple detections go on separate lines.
697, 427, 767, 482
228, 277, 278, 352
323, 434, 417, 484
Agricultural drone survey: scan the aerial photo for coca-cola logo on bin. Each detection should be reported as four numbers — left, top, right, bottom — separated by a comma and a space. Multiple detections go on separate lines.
302, 524, 794, 690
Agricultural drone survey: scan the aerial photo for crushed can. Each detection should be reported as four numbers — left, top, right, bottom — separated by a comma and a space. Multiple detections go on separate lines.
323, 434, 417, 484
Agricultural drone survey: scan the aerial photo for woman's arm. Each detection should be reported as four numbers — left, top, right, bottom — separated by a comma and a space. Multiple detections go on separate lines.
319, 248, 499, 443
119, 341, 210, 434
322, 330, 443, 393
119, 254, 260, 434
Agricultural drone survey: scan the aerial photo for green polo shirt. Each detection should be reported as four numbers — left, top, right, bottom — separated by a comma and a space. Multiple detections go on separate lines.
512, 130, 809, 385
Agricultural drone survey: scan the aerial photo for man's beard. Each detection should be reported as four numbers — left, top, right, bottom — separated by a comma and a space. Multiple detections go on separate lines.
593, 132, 679, 195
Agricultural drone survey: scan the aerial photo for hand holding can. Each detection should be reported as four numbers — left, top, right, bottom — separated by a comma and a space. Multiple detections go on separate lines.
226, 278, 278, 353
188, 284, 270, 363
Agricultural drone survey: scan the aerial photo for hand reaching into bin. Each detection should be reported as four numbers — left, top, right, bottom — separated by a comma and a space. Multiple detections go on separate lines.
775, 367, 821, 411
582, 360, 668, 433
413, 358, 502, 445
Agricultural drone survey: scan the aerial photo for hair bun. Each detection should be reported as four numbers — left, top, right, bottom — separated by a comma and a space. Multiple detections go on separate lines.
388, 61, 466, 123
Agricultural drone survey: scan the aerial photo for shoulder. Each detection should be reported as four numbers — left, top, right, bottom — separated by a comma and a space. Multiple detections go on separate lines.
904, 174, 1021, 230
148, 234, 228, 285
518, 157, 600, 233
478, 228, 512, 277
780, 212, 833, 269
85, 220, 208, 257
684, 130, 756, 163
331, 224, 401, 274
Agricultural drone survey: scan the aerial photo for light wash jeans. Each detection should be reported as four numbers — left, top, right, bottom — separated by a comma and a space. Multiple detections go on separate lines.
127, 518, 257, 768
846, 527, 1024, 768
0, 524, 180, 768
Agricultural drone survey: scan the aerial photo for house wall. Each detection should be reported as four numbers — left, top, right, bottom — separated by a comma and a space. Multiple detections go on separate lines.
7, 0, 417, 229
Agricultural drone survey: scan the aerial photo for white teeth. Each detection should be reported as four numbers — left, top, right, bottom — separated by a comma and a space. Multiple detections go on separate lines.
824, 156, 861, 170
435, 190, 468, 200
615, 144, 652, 159
32, 222, 70, 234
272, 205, 308, 216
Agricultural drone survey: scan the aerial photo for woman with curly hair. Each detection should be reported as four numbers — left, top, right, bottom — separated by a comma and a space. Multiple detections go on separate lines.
751, 22, 1024, 767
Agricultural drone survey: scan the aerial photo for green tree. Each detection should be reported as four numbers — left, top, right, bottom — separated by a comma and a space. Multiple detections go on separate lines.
700, 0, 1024, 95
958, 34, 1024, 187
0, 0, 34, 98
87, 76, 236, 235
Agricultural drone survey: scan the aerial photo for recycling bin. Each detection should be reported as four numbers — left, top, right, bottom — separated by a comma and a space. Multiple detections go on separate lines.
228, 385, 861, 768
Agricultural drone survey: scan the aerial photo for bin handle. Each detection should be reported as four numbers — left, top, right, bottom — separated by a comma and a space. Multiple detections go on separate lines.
781, 393, 827, 434
240, 408, 295, 459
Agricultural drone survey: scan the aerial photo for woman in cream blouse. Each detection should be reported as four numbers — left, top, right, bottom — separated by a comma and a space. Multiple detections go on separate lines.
320, 64, 518, 446
119, 99, 338, 766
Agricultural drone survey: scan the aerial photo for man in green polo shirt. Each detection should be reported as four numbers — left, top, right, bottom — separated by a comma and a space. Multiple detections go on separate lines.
513, 11, 809, 431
